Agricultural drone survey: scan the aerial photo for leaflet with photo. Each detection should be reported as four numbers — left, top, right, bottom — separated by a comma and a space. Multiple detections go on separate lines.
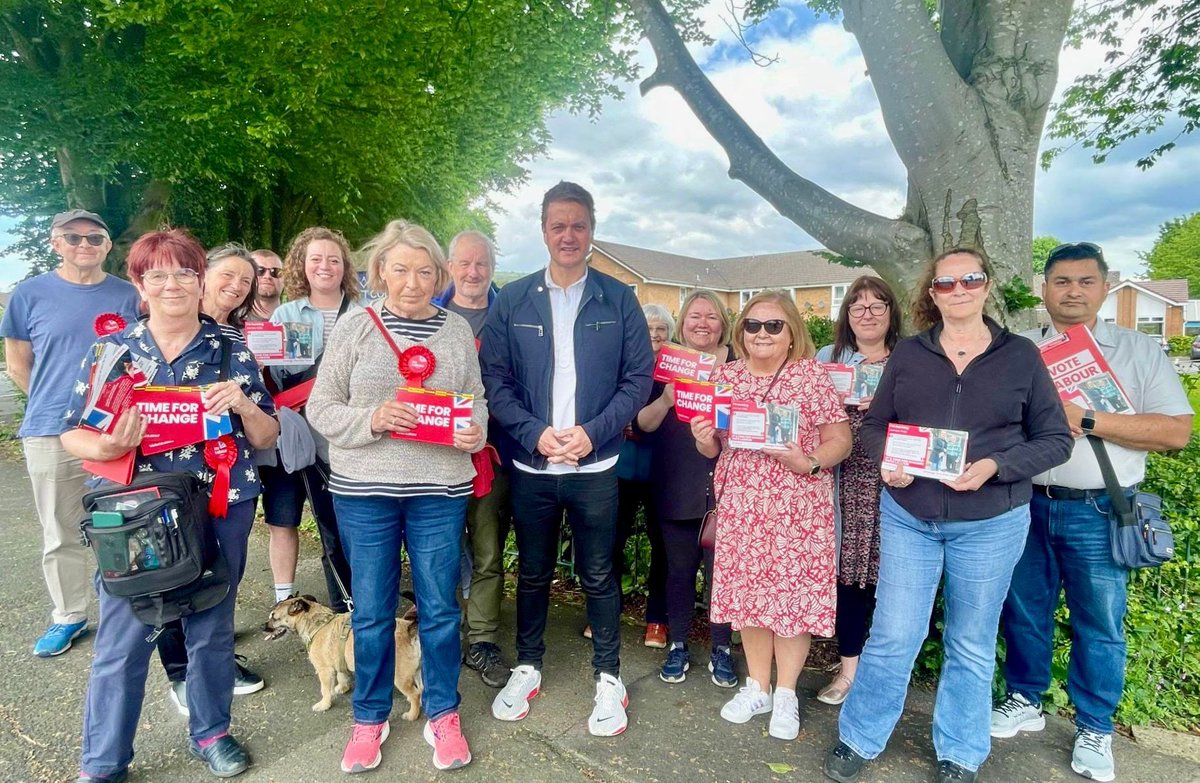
882, 423, 969, 480
729, 399, 799, 450
672, 379, 732, 429
821, 363, 856, 399
244, 321, 315, 366
392, 387, 474, 446
1036, 324, 1133, 413
80, 343, 148, 433
653, 343, 717, 383
846, 363, 884, 405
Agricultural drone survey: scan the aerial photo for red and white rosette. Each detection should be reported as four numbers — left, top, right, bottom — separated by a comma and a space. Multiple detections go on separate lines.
204, 435, 238, 518
399, 345, 436, 388
94, 313, 127, 337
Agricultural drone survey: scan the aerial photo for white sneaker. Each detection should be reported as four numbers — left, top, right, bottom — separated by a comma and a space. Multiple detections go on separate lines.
491, 665, 541, 721
990, 692, 1045, 738
587, 672, 628, 737
768, 688, 800, 740
720, 677, 773, 724
1071, 727, 1115, 782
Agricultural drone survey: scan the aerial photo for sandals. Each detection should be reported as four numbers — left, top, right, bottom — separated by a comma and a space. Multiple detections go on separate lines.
817, 674, 854, 705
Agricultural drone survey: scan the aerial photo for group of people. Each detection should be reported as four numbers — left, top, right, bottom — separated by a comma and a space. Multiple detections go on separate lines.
0, 184, 1191, 783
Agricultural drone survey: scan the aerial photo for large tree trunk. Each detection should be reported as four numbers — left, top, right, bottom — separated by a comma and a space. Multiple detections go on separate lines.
629, 0, 1072, 324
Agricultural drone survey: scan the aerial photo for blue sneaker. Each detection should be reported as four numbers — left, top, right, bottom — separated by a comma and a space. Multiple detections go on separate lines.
34, 621, 88, 658
659, 643, 690, 683
709, 645, 737, 688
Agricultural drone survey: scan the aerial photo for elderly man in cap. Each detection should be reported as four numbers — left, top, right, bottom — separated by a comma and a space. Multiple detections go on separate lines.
1, 210, 141, 657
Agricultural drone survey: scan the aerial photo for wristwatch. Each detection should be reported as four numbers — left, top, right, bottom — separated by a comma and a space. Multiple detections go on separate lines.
1081, 409, 1097, 432
807, 455, 822, 476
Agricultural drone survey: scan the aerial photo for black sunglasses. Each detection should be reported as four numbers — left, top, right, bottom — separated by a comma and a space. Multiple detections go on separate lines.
744, 318, 786, 335
58, 233, 107, 247
1047, 241, 1105, 264
931, 272, 988, 292
257, 267, 283, 278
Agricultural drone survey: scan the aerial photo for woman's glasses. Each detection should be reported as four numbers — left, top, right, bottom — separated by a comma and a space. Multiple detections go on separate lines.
848, 302, 889, 318
142, 268, 200, 286
257, 267, 282, 278
931, 272, 988, 292
744, 319, 786, 335
57, 233, 107, 247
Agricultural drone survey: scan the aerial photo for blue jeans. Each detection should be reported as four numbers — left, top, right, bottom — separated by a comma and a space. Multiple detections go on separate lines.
80, 499, 255, 779
1002, 492, 1129, 733
509, 468, 621, 676
333, 493, 468, 723
839, 491, 1030, 772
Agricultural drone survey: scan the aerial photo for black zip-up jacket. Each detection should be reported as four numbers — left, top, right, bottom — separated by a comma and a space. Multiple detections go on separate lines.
861, 317, 1072, 522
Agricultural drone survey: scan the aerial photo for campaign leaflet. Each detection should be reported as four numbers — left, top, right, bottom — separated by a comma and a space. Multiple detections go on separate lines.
728, 398, 799, 450
847, 364, 884, 405
243, 321, 315, 366
392, 387, 474, 446
133, 386, 233, 456
80, 343, 148, 433
882, 423, 969, 481
672, 379, 733, 428
821, 364, 856, 400
1036, 324, 1133, 413
653, 344, 717, 383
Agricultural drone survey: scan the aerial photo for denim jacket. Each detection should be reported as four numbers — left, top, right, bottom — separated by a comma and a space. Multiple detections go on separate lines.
479, 267, 653, 469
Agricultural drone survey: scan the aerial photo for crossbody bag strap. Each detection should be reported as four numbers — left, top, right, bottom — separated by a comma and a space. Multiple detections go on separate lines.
218, 335, 232, 383
365, 306, 407, 363
1086, 434, 1133, 521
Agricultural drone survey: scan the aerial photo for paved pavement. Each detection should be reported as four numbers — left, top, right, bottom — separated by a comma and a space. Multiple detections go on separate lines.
0, 453, 1196, 783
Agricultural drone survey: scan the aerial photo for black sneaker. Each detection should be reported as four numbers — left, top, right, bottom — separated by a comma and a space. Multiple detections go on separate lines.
935, 760, 977, 783
824, 741, 868, 783
188, 735, 250, 777
464, 642, 509, 688
233, 655, 265, 696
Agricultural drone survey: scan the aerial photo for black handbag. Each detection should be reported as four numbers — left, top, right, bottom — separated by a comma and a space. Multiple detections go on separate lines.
1087, 435, 1174, 569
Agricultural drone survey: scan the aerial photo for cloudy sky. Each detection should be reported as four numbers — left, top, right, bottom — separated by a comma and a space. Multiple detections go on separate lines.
3, 3, 1196, 289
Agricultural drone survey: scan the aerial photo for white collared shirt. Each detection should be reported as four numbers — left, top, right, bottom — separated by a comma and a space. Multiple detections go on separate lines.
1024, 320, 1192, 489
513, 267, 619, 475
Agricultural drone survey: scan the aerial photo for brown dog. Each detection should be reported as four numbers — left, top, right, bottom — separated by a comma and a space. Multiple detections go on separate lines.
264, 595, 422, 719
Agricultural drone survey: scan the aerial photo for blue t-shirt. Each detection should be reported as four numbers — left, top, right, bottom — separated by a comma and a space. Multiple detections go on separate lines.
0, 271, 141, 437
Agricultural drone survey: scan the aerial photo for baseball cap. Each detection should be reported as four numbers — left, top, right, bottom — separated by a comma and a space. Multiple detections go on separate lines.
50, 209, 109, 232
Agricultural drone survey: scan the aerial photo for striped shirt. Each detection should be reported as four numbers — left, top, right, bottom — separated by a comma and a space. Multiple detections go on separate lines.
331, 305, 471, 499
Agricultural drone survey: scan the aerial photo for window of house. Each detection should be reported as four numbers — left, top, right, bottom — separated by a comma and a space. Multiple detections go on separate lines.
679, 288, 690, 309
1136, 316, 1164, 336
628, 283, 638, 299
739, 289, 761, 307
830, 284, 848, 319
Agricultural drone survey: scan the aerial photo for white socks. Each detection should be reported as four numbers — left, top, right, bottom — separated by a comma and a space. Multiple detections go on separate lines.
274, 583, 296, 602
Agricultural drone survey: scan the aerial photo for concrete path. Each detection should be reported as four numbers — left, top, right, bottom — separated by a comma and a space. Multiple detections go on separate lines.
0, 452, 1195, 783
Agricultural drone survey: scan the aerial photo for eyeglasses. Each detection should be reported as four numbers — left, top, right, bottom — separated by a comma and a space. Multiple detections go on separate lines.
931, 272, 988, 292
257, 267, 283, 278
57, 233, 107, 247
848, 302, 889, 318
744, 319, 786, 335
141, 268, 200, 286
1046, 241, 1104, 264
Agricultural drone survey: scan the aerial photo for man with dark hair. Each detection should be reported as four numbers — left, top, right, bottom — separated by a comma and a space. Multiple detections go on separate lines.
993, 242, 1192, 782
249, 248, 283, 321
480, 181, 653, 736
1, 210, 140, 657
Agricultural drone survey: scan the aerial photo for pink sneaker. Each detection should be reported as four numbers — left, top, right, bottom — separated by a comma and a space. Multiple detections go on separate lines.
341, 721, 389, 773
423, 711, 472, 770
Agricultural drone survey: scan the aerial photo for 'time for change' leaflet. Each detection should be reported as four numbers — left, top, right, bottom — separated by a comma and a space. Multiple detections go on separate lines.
392, 387, 474, 446
882, 423, 969, 480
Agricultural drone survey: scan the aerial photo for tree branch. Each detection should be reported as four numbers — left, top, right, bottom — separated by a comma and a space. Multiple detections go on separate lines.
840, 0, 985, 170
629, 0, 931, 272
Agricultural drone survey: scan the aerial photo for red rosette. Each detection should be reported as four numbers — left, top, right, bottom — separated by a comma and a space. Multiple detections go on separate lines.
94, 313, 127, 337
203, 434, 238, 518
399, 345, 436, 388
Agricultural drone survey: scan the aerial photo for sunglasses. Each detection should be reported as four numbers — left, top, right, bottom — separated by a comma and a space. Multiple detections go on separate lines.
744, 318, 786, 335
1046, 241, 1105, 264
931, 272, 988, 292
58, 233, 107, 247
257, 267, 283, 278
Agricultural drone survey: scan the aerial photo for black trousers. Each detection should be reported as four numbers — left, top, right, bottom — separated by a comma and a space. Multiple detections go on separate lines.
835, 581, 877, 658
510, 468, 621, 676
660, 517, 732, 647
616, 478, 667, 624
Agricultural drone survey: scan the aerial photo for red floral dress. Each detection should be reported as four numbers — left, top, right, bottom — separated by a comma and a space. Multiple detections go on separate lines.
709, 359, 847, 637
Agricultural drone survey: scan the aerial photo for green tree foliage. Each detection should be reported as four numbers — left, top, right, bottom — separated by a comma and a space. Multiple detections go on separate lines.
0, 1, 636, 274
1032, 235, 1063, 274
1144, 212, 1200, 297
1047, 0, 1200, 169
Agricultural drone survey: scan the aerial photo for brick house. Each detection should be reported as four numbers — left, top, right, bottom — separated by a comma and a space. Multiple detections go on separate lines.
1100, 278, 1189, 339
588, 239, 876, 319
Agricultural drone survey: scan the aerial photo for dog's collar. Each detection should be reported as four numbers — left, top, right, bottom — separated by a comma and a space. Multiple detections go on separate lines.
299, 613, 339, 650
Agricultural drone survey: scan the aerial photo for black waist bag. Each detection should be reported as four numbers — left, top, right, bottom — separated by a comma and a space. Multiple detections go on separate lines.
81, 472, 230, 635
